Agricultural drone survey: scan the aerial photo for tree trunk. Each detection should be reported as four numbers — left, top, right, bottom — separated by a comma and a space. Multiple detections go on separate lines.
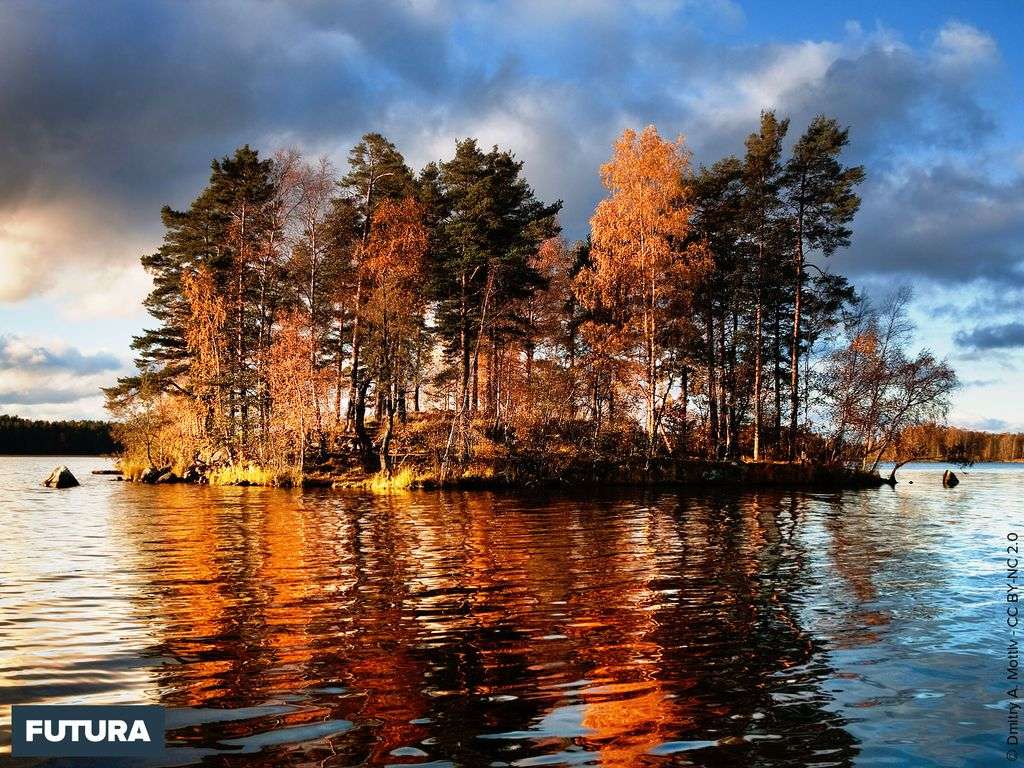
719, 313, 729, 458
681, 366, 689, 453
773, 305, 782, 449
346, 275, 363, 429
706, 301, 718, 458
789, 238, 803, 460
381, 386, 396, 477
753, 292, 763, 460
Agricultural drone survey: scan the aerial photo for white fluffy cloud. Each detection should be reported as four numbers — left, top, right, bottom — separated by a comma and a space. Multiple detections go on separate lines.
932, 20, 998, 73
0, 199, 152, 313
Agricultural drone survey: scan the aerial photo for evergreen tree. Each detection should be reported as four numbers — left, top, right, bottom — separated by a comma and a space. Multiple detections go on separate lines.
432, 139, 561, 420
741, 111, 789, 459
107, 146, 278, 457
336, 134, 415, 444
783, 117, 864, 457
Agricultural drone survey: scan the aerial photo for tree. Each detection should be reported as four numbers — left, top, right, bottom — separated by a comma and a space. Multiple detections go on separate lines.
690, 157, 744, 457
741, 111, 789, 460
267, 311, 327, 476
783, 117, 864, 458
362, 198, 430, 475
583, 126, 708, 459
337, 134, 415, 434
288, 156, 338, 453
181, 267, 231, 455
431, 139, 560, 465
823, 289, 957, 480
109, 145, 279, 456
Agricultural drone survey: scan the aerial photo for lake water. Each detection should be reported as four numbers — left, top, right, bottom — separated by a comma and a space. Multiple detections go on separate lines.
0, 456, 1019, 767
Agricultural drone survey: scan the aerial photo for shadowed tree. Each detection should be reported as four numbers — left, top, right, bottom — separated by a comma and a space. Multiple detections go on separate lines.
431, 139, 561, 468
783, 117, 864, 458
741, 111, 789, 460
362, 198, 430, 475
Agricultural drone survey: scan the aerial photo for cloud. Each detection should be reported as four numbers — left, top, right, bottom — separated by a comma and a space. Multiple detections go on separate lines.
0, 2, 1013, 283
0, 335, 126, 418
0, 1, 1020, 423
835, 163, 1024, 285
0, 199, 153, 308
954, 321, 1024, 351
1, 396, 108, 422
932, 20, 998, 74
0, 335, 122, 374
0, 0, 1015, 430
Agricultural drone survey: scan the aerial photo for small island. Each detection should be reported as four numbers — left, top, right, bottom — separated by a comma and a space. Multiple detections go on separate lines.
104, 118, 961, 491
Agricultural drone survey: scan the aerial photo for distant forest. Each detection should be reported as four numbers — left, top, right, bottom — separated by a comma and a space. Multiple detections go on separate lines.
882, 423, 1024, 463
0, 414, 119, 455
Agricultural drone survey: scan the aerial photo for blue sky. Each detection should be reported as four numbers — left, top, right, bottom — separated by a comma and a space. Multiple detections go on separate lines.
1, 0, 1022, 430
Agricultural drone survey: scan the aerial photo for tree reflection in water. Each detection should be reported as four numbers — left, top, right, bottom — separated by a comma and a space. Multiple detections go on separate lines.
116, 486, 858, 767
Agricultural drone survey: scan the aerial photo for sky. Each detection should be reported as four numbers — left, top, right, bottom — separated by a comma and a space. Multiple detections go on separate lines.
1, 0, 1022, 430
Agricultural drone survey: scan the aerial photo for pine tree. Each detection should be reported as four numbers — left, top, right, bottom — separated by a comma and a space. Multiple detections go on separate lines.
783, 117, 864, 457
106, 146, 279, 458
432, 139, 561, 427
741, 111, 789, 459
336, 134, 415, 444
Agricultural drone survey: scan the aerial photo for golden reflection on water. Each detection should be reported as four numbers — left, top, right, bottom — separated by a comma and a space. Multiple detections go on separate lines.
98, 487, 850, 766
2, 457, 1016, 766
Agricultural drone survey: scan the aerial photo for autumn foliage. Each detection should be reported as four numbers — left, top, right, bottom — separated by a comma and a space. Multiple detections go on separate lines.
106, 120, 955, 485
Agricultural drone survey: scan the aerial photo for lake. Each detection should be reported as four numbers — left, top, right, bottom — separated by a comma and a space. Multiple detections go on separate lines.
0, 456, 1019, 767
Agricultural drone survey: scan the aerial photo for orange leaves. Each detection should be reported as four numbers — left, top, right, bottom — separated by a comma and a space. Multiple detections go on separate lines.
584, 126, 703, 317
589, 126, 692, 289
267, 310, 330, 457
850, 330, 879, 356
579, 125, 708, 445
181, 267, 228, 387
364, 198, 429, 292
361, 197, 430, 389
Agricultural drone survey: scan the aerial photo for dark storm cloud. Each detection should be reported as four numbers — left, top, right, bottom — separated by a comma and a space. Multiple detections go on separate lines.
955, 321, 1024, 351
0, 0, 1016, 303
833, 164, 1024, 284
0, 0, 393, 215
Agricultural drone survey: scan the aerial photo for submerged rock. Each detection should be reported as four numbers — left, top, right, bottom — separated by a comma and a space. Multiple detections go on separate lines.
44, 465, 79, 488
942, 469, 960, 487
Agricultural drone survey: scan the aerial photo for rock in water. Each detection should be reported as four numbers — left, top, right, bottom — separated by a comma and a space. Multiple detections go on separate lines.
942, 469, 960, 487
44, 465, 79, 488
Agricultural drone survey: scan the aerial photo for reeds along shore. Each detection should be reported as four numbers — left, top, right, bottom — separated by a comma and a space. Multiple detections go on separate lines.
117, 413, 887, 491
118, 461, 887, 491
106, 117, 957, 486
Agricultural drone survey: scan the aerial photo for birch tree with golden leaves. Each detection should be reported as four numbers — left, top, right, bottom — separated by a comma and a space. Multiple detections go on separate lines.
584, 126, 707, 457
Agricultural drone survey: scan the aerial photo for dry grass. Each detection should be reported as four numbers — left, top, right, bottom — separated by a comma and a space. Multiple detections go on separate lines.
117, 456, 149, 482
207, 464, 279, 486
366, 466, 419, 491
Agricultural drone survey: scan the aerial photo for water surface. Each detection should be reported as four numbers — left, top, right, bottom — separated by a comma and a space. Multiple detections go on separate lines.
0, 457, 1018, 767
